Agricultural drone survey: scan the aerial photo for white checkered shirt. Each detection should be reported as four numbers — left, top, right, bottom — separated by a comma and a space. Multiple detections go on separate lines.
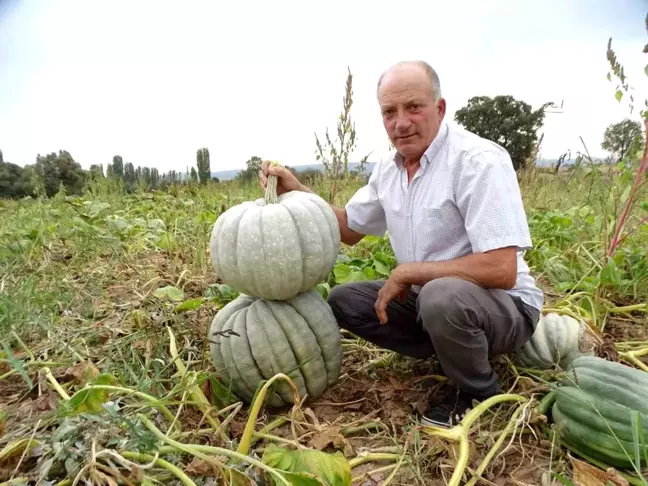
345, 121, 544, 311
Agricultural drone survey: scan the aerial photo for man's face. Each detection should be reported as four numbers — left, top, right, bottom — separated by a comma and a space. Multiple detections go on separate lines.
378, 65, 446, 161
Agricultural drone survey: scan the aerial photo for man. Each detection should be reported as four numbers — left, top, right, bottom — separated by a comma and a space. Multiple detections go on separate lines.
259, 60, 543, 427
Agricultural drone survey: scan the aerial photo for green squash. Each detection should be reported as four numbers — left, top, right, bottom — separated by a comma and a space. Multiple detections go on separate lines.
551, 356, 648, 468
209, 184, 341, 301
209, 289, 342, 408
516, 313, 600, 370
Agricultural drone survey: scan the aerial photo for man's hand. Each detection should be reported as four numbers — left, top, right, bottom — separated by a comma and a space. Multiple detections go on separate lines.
259, 160, 311, 196
375, 267, 411, 325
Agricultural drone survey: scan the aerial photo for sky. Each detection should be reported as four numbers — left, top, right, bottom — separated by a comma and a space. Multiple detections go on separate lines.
0, 0, 647, 173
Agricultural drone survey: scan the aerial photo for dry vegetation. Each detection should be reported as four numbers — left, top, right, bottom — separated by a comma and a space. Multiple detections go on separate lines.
0, 144, 647, 486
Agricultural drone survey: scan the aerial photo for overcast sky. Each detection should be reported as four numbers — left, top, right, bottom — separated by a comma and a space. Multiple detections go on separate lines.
1, 0, 647, 173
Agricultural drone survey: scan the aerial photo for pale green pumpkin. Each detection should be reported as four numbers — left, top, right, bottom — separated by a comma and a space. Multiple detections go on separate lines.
209, 289, 342, 407
516, 313, 600, 370
209, 177, 340, 301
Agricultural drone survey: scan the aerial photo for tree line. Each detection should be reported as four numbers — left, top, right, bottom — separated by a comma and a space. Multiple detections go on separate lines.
1, 93, 644, 200
0, 147, 218, 199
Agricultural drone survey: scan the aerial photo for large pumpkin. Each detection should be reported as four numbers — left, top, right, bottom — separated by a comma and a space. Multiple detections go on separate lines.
209, 174, 341, 301
551, 355, 648, 468
209, 289, 342, 408
516, 313, 600, 370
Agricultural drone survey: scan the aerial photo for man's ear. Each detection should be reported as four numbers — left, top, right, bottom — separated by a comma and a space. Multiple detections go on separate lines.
436, 98, 447, 121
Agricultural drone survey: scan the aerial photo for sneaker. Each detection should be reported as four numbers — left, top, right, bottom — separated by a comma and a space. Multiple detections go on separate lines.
420, 388, 478, 428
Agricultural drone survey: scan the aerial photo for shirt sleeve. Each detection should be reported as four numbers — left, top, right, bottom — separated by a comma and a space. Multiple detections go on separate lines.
454, 148, 533, 254
344, 162, 387, 236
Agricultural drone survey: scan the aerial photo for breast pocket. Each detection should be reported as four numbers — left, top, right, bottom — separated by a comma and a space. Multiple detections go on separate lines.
415, 198, 467, 257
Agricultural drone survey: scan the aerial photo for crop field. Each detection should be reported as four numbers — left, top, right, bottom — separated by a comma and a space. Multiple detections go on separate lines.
0, 152, 647, 486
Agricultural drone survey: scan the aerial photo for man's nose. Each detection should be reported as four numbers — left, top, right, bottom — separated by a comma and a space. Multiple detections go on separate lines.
395, 114, 411, 131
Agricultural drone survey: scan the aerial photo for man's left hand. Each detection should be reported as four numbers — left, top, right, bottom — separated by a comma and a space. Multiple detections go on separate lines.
374, 266, 411, 325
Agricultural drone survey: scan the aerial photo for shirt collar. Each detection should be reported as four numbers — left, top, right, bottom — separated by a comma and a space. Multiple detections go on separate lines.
394, 121, 449, 170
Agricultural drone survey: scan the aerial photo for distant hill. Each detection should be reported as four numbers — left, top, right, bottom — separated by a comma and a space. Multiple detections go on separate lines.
211, 161, 377, 181
209, 158, 582, 180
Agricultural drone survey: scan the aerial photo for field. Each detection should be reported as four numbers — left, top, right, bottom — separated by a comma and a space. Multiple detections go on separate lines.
0, 158, 647, 485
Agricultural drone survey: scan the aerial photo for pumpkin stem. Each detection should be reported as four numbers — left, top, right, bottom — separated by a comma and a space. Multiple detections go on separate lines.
264, 161, 281, 204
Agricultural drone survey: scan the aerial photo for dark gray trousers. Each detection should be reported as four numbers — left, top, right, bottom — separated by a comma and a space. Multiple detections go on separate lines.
327, 277, 540, 398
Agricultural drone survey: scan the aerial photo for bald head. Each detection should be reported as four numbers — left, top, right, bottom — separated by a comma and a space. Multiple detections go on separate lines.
377, 61, 442, 101
376, 60, 446, 162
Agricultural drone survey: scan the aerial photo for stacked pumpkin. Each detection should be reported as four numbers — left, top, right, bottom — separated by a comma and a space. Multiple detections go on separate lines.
208, 167, 343, 407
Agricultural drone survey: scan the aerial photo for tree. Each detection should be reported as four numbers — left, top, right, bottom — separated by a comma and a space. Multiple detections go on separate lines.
89, 164, 104, 180
237, 156, 263, 182
0, 160, 33, 198
196, 148, 211, 184
124, 162, 136, 192
35, 150, 85, 197
601, 118, 644, 162
111, 155, 124, 179
454, 95, 552, 170
190, 167, 198, 182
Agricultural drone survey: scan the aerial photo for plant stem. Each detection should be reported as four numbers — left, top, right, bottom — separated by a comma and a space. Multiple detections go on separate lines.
465, 404, 527, 486
137, 413, 291, 486
348, 453, 402, 468
42, 367, 70, 399
120, 451, 197, 486
67, 384, 179, 431
167, 327, 226, 442
422, 393, 527, 486
236, 373, 300, 459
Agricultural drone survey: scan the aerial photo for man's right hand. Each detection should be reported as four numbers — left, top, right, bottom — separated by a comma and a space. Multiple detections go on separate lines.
259, 160, 311, 196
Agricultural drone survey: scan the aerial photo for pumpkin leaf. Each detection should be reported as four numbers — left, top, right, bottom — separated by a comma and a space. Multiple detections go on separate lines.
62, 373, 117, 416
154, 285, 185, 302
175, 298, 204, 312
261, 444, 352, 486
372, 258, 390, 276
315, 283, 331, 300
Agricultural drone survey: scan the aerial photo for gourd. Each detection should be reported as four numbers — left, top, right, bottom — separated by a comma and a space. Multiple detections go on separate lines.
516, 313, 600, 370
209, 288, 342, 408
209, 168, 341, 301
551, 355, 648, 468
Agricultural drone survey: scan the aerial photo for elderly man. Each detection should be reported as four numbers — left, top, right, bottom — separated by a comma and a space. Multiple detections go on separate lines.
259, 60, 543, 427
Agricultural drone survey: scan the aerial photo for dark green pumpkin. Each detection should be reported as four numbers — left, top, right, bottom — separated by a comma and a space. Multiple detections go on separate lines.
209, 289, 342, 408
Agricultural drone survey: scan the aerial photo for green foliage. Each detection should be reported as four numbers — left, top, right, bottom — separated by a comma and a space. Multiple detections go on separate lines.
0, 160, 34, 198
196, 147, 211, 184
237, 155, 264, 182
602, 118, 645, 162
454, 95, 552, 170
111, 155, 124, 178
34, 150, 86, 197
261, 444, 352, 486
314, 67, 371, 201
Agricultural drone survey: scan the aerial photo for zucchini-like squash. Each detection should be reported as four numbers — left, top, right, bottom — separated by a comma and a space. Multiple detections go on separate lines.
516, 313, 600, 370
209, 289, 342, 408
551, 355, 648, 468
209, 176, 341, 301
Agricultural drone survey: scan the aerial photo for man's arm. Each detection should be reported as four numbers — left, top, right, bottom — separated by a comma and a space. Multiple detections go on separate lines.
259, 161, 368, 246
331, 206, 365, 246
395, 246, 518, 290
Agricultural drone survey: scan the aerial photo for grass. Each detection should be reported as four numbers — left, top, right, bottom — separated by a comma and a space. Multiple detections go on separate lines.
0, 155, 647, 485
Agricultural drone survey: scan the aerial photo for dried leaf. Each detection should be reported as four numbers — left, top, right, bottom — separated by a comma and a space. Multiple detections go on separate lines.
307, 425, 354, 457
63, 360, 100, 385
186, 458, 221, 477
570, 455, 629, 486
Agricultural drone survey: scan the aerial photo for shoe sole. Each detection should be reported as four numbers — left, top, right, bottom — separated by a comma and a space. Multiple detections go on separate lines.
419, 416, 453, 428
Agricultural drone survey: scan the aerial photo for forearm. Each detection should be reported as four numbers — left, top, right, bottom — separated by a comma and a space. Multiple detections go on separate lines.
331, 206, 364, 246
396, 248, 518, 290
